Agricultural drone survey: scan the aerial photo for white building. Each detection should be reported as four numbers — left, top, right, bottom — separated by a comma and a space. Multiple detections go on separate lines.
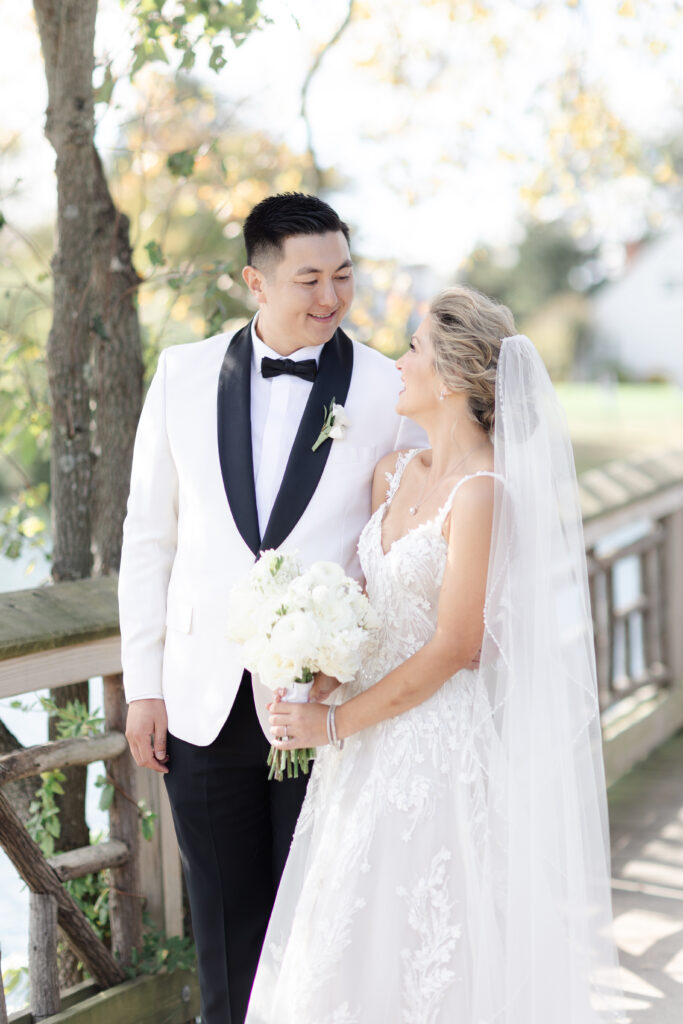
592, 229, 683, 384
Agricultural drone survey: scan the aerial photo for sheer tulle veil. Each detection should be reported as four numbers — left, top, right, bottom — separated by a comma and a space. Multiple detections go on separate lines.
469, 334, 625, 1022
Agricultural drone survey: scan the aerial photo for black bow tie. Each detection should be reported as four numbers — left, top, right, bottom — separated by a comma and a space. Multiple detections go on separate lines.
260, 356, 318, 382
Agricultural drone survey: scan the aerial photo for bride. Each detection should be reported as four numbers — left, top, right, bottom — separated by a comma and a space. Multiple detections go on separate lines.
246, 286, 624, 1024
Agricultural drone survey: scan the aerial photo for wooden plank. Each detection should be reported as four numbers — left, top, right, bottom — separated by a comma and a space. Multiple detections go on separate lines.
582, 481, 683, 546
21, 970, 200, 1024
8, 983, 98, 1024
603, 682, 683, 786
29, 893, 60, 1019
0, 636, 122, 700
0, 579, 119, 661
0, 733, 127, 785
48, 841, 129, 882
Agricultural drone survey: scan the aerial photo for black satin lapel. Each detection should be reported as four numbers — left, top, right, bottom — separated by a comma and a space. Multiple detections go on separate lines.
217, 322, 261, 555
260, 328, 354, 553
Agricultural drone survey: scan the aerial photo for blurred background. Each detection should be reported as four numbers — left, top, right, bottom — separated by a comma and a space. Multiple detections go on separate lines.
1, 0, 683, 1014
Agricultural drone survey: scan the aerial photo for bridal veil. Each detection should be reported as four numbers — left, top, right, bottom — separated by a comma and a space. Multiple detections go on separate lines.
469, 334, 625, 1022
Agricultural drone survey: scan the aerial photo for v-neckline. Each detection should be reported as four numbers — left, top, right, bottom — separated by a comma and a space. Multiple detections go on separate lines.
378, 500, 447, 559
377, 452, 497, 558
377, 450, 445, 558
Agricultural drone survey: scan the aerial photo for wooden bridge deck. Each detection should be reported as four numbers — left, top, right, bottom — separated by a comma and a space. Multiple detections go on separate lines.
609, 728, 683, 1022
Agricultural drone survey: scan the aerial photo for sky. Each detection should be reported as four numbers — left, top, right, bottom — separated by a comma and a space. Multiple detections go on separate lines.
1, 0, 682, 274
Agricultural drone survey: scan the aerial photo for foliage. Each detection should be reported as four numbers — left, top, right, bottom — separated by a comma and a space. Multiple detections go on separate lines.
129, 0, 266, 77
0, 483, 49, 564
66, 868, 111, 943
26, 768, 65, 857
1, 963, 28, 999
125, 914, 196, 977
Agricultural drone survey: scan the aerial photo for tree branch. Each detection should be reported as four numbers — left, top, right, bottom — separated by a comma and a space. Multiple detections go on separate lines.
300, 0, 356, 190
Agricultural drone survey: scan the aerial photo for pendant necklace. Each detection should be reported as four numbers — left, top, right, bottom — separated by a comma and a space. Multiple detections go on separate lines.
408, 442, 489, 516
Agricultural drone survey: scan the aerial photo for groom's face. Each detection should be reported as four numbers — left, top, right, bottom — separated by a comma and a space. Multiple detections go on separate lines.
244, 231, 354, 354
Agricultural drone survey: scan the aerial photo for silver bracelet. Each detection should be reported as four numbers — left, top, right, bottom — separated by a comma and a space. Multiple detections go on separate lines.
327, 704, 344, 751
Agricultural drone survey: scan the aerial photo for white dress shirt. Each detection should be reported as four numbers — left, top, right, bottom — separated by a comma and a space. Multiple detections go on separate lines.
249, 314, 324, 538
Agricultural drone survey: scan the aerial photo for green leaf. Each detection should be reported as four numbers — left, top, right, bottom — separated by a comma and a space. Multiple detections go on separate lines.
209, 44, 227, 72
0, 210, 5, 230
94, 63, 116, 105
144, 240, 166, 267
167, 148, 197, 178
179, 48, 196, 71
98, 783, 115, 811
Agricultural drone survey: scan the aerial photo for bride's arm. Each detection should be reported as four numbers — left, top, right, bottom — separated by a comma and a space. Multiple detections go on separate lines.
269, 474, 494, 747
336, 474, 494, 739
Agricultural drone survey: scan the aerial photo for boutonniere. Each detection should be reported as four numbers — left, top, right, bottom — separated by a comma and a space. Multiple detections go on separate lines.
312, 397, 351, 452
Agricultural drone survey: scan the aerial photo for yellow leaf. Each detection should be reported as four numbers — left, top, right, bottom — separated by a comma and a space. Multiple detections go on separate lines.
617, 1, 635, 17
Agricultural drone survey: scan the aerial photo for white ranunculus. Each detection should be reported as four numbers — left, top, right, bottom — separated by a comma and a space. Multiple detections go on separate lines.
228, 553, 379, 692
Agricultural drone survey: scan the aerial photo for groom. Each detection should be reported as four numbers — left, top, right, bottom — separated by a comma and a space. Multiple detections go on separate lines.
119, 193, 424, 1023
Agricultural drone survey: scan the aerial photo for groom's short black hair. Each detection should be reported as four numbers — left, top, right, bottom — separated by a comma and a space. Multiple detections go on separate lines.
243, 193, 350, 269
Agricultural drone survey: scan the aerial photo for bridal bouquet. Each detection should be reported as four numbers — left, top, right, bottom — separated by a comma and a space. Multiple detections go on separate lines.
227, 550, 379, 780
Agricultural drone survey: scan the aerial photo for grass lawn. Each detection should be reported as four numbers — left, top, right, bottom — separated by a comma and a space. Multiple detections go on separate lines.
554, 383, 683, 475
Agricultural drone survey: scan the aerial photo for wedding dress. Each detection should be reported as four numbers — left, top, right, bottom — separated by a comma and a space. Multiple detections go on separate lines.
248, 452, 499, 1024
247, 337, 624, 1024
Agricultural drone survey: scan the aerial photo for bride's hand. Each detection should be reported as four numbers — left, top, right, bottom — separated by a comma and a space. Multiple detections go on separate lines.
308, 671, 341, 703
267, 700, 329, 749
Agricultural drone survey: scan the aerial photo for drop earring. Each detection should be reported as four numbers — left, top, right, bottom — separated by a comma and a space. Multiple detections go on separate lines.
439, 389, 447, 401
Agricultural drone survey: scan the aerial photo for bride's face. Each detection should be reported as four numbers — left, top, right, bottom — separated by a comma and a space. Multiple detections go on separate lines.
395, 316, 443, 419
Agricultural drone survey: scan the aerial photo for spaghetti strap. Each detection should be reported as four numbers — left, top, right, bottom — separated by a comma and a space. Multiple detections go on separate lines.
434, 470, 504, 531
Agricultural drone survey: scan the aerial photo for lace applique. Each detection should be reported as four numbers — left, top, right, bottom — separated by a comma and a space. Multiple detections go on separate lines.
312, 1005, 360, 1024
397, 849, 461, 1024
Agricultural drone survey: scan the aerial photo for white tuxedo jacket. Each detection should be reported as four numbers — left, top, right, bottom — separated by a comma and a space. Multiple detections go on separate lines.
118, 321, 424, 745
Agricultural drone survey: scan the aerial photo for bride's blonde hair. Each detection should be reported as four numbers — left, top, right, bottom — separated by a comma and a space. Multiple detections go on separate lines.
429, 285, 515, 434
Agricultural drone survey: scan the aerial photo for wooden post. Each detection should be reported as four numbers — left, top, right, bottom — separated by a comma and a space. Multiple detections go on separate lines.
29, 893, 60, 1020
103, 674, 143, 967
135, 768, 184, 939
665, 508, 683, 686
0, 945, 9, 1024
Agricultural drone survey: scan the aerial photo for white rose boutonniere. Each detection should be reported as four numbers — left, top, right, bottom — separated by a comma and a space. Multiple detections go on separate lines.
311, 397, 351, 452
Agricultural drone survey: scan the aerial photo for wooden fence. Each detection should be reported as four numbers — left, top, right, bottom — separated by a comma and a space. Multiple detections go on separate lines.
0, 445, 682, 1020
0, 580, 195, 1023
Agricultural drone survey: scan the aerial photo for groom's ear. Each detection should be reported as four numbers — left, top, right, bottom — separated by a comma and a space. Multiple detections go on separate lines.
242, 265, 267, 304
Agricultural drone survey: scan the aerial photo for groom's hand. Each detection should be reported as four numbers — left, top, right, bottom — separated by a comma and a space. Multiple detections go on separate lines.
309, 672, 341, 703
125, 699, 169, 774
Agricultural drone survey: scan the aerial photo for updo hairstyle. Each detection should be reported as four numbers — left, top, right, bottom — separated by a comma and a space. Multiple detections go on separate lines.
429, 286, 515, 435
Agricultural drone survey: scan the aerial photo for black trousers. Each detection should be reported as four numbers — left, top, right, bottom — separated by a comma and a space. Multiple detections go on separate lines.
164, 671, 309, 1024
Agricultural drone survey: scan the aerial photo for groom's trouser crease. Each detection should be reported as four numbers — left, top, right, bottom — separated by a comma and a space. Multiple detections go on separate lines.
164, 670, 308, 1024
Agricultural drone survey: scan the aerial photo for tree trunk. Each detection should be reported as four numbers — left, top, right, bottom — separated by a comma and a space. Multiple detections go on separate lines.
34, 0, 98, 585
0, 720, 39, 823
90, 146, 144, 576
33, 0, 99, 987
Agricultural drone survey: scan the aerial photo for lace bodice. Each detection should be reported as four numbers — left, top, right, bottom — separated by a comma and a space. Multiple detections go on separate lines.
355, 449, 499, 690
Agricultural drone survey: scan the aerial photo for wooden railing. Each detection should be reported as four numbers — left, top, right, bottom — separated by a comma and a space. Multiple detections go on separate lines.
0, 580, 196, 1023
579, 447, 683, 783
0, 446, 682, 1019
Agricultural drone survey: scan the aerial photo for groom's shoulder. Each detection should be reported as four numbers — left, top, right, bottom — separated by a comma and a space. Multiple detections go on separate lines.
161, 329, 236, 369
349, 337, 397, 380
